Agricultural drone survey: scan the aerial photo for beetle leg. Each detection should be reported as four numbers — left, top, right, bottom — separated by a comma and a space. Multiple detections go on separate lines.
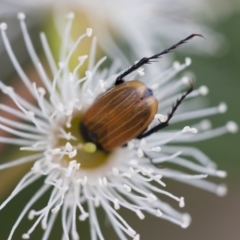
137, 82, 194, 139
142, 150, 165, 169
115, 34, 203, 85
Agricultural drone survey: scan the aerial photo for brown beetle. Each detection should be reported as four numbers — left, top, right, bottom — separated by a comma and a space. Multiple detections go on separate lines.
80, 34, 201, 151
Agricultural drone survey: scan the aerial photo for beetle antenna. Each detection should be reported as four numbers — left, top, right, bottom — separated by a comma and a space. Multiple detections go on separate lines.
115, 34, 203, 85
137, 81, 194, 139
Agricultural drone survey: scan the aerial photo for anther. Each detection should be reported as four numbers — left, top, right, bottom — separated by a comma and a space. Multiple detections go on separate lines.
94, 198, 100, 207
133, 234, 140, 240
156, 209, 163, 217
123, 184, 131, 192
216, 170, 227, 178
182, 126, 191, 133
151, 146, 161, 152
179, 197, 185, 208
129, 159, 138, 165
199, 85, 209, 95
22, 233, 30, 239
216, 184, 227, 197
136, 210, 145, 220
98, 178, 103, 187
114, 198, 120, 210
78, 55, 88, 64
79, 212, 89, 221
103, 177, 108, 186
65, 142, 73, 151
226, 121, 238, 133
51, 148, 61, 154
112, 167, 119, 175
17, 12, 26, 20
185, 57, 192, 66
38, 87, 46, 95
137, 67, 145, 76
0, 23, 7, 30
51, 206, 60, 213
181, 76, 190, 85
155, 114, 168, 123
66, 12, 75, 20
82, 176, 88, 185
28, 210, 35, 220
173, 61, 181, 70
200, 120, 212, 130
147, 193, 157, 203
86, 28, 93, 37
83, 142, 97, 153
85, 70, 92, 79
69, 149, 77, 158
137, 148, 144, 158
190, 127, 198, 133
218, 102, 227, 113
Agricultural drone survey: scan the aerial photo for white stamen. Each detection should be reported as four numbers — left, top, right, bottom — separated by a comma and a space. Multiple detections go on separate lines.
216, 170, 227, 178
136, 210, 145, 220
86, 28, 93, 37
226, 121, 238, 133
181, 214, 191, 229
155, 114, 168, 122
182, 126, 190, 133
133, 234, 140, 240
156, 209, 163, 217
129, 159, 138, 165
114, 199, 120, 210
112, 167, 119, 176
69, 149, 77, 158
137, 67, 145, 76
94, 198, 100, 207
51, 206, 60, 214
82, 176, 88, 186
199, 86, 209, 95
216, 184, 227, 197
85, 70, 92, 79
123, 184, 132, 192
137, 148, 144, 158
181, 76, 190, 85
179, 197, 185, 208
147, 194, 157, 203
79, 212, 89, 221
22, 233, 30, 239
17, 12, 26, 20
66, 12, 75, 20
151, 147, 161, 152
173, 61, 181, 70
185, 57, 192, 66
200, 120, 212, 130
37, 87, 46, 96
218, 102, 227, 113
0, 14, 234, 240
0, 22, 7, 30
65, 142, 73, 151
98, 178, 103, 187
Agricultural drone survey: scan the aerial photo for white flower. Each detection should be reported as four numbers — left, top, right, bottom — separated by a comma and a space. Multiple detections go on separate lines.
0, 13, 238, 240
1, 0, 231, 60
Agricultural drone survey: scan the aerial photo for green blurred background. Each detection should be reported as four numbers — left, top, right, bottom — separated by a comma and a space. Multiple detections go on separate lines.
0, 2, 239, 240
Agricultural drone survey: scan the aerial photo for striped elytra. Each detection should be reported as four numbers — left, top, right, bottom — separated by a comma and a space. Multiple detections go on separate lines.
80, 80, 158, 151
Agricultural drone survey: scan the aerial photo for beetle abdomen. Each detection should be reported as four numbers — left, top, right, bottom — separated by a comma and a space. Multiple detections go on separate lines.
81, 81, 158, 151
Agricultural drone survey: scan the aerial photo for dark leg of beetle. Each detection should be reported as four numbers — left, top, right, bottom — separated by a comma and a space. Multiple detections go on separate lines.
137, 82, 194, 139
115, 34, 203, 85
142, 150, 164, 169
